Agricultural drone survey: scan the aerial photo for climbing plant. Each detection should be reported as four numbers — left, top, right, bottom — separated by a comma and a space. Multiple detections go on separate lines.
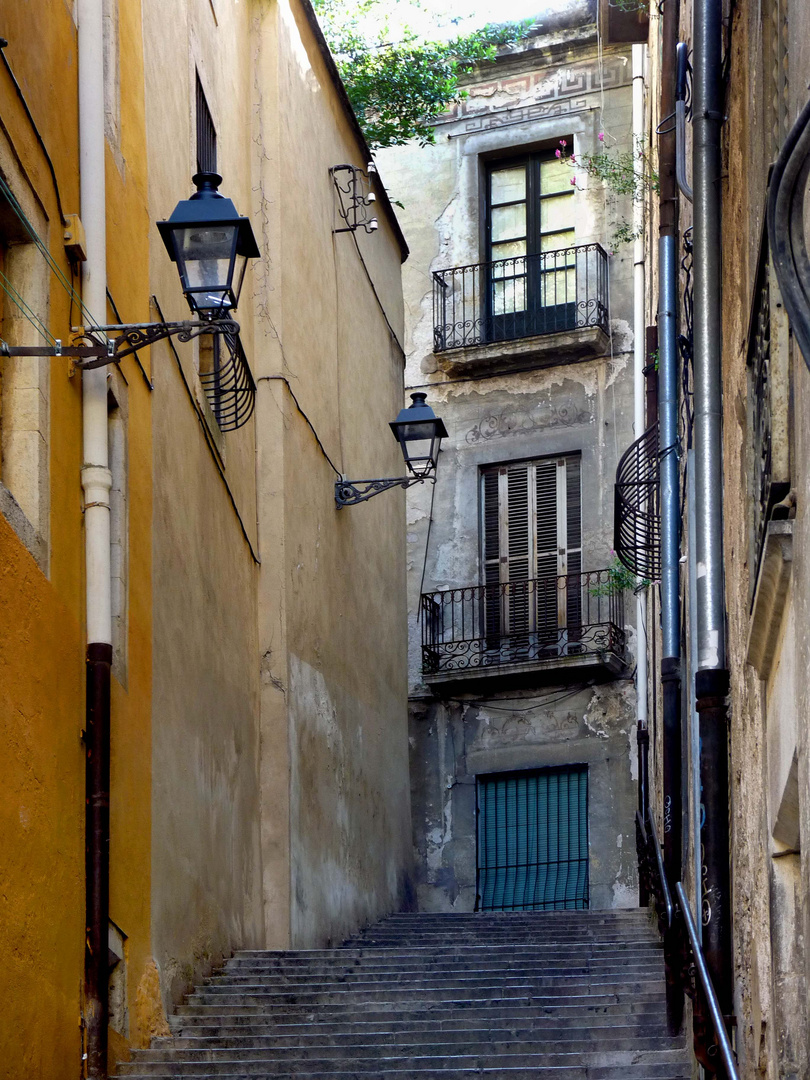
313, 0, 534, 148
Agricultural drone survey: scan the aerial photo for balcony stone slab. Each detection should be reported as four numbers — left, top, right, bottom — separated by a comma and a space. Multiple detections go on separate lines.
434, 325, 610, 377
423, 648, 628, 693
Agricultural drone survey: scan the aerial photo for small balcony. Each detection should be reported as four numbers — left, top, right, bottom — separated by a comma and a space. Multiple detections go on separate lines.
421, 570, 628, 691
432, 244, 610, 376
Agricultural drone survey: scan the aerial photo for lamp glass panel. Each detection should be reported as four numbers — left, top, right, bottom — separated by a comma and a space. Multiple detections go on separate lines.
177, 224, 238, 304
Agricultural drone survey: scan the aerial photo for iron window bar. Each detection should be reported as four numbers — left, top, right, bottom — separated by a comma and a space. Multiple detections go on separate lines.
432, 243, 609, 352
420, 569, 626, 677
614, 421, 661, 582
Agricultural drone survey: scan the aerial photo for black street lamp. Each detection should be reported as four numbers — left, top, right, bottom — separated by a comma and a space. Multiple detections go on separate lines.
0, 174, 260, 430
336, 393, 448, 507
157, 172, 260, 319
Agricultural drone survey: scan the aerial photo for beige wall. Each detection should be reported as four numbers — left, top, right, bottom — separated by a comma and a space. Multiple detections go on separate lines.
253, 0, 412, 950
143, 0, 265, 1014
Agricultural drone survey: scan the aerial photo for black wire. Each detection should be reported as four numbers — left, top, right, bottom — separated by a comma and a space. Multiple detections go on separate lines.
446, 674, 634, 715
0, 41, 66, 225
419, 461, 438, 598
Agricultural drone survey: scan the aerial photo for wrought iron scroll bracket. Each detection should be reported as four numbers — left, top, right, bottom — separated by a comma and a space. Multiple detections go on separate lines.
331, 164, 379, 235
0, 319, 241, 369
335, 475, 430, 508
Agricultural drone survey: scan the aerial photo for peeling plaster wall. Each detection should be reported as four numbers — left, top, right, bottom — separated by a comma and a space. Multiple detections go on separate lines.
378, 26, 640, 913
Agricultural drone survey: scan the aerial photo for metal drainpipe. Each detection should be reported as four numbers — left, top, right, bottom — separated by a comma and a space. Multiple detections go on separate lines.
692, 0, 732, 1021
632, 43, 650, 865
79, 0, 112, 1073
657, 0, 684, 1037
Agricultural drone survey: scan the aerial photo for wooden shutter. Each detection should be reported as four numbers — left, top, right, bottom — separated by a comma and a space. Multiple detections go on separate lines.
481, 455, 581, 641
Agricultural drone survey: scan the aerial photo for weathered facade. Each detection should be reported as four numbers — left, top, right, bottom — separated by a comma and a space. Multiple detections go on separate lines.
637, 0, 810, 1076
0, 0, 411, 1073
377, 5, 643, 915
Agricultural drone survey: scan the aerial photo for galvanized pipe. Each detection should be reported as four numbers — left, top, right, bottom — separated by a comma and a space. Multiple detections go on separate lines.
658, 238, 680, 661
692, 0, 732, 1020
692, 0, 725, 674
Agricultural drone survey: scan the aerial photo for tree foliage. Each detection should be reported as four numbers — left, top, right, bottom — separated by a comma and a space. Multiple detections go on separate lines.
314, 0, 534, 148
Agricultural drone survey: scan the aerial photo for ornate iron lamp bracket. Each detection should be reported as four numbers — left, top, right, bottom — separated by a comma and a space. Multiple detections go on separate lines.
335, 475, 431, 508
331, 164, 379, 235
0, 319, 240, 369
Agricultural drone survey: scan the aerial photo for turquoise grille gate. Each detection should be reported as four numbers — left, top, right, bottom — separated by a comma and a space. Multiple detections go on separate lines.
476, 765, 589, 911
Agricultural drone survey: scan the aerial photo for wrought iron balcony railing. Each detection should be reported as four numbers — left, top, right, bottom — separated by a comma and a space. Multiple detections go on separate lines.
421, 569, 626, 677
432, 244, 610, 353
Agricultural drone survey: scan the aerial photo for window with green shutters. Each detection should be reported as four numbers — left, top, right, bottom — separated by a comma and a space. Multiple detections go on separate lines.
480, 455, 582, 650
476, 765, 589, 911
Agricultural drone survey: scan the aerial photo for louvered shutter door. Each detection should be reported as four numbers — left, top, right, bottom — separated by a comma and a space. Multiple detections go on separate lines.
504, 464, 533, 635
535, 460, 559, 640
482, 471, 501, 641
565, 457, 583, 641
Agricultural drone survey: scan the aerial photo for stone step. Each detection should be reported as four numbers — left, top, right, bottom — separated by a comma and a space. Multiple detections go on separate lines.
223, 954, 665, 980
118, 1070, 690, 1080
116, 910, 689, 1080
170, 998, 669, 1033
200, 968, 664, 991
162, 1021, 673, 1049
118, 1048, 690, 1076
136, 1033, 684, 1058
231, 943, 662, 965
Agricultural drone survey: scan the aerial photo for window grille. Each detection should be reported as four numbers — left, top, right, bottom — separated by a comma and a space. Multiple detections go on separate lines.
748, 231, 790, 588
763, 0, 789, 161
196, 74, 217, 175
476, 765, 589, 911
614, 422, 660, 582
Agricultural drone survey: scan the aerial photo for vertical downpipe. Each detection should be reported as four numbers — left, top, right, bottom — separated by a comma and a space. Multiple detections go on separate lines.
658, 0, 684, 1036
632, 43, 649, 848
79, 0, 112, 1074
692, 0, 732, 1023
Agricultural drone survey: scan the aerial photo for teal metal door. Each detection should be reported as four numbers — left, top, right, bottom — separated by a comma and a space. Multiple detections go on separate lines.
476, 765, 589, 911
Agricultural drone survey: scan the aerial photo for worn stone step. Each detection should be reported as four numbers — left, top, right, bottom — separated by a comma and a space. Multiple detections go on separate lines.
167, 1004, 669, 1038
135, 1033, 685, 1060
119, 1069, 690, 1080
221, 952, 662, 976
118, 1047, 690, 1076
199, 968, 664, 993
162, 1021, 673, 1050
170, 998, 669, 1035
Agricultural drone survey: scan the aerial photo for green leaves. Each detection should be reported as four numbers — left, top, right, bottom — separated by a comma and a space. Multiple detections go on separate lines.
314, 0, 534, 148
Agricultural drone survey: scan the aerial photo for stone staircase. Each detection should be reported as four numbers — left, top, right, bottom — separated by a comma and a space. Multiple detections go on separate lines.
116, 909, 690, 1078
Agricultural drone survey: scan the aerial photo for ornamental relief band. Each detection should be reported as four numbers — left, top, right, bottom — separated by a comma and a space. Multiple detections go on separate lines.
436, 57, 632, 133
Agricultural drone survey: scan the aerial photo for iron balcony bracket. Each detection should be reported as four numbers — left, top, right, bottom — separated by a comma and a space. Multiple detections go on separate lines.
335, 474, 431, 508
0, 319, 240, 369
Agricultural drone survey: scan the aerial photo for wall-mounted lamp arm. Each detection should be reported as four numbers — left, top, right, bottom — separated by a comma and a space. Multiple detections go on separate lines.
0, 318, 240, 369
335, 474, 431, 508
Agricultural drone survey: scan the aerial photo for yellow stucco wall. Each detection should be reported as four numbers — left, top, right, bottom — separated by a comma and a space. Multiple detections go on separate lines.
2, 0, 411, 1067
0, 0, 155, 1072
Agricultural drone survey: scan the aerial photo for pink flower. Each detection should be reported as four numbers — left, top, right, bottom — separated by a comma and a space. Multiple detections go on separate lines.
570, 154, 576, 162
598, 132, 605, 141
555, 148, 561, 158
570, 177, 577, 186
560, 138, 567, 146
